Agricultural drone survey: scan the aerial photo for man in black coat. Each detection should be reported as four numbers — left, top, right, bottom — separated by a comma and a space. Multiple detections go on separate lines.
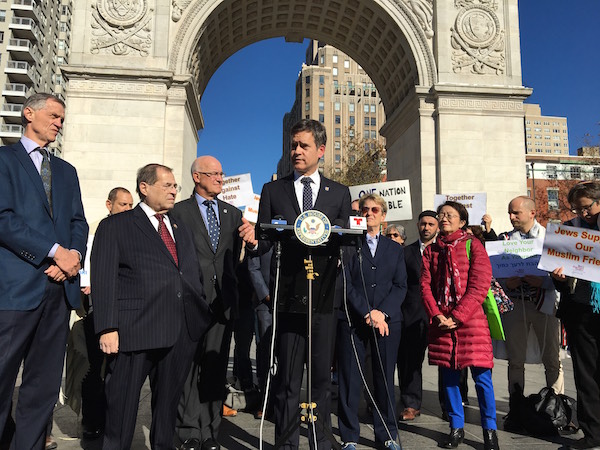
92, 164, 211, 450
256, 119, 352, 449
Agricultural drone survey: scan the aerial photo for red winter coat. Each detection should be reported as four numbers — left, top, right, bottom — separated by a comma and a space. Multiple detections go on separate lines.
420, 230, 493, 370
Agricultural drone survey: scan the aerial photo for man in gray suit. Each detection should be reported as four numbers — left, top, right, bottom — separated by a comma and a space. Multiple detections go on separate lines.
173, 156, 256, 450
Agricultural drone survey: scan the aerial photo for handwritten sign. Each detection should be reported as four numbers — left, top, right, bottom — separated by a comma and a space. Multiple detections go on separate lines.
348, 180, 412, 222
485, 239, 546, 278
538, 223, 600, 282
243, 193, 260, 224
434, 193, 487, 226
218, 173, 254, 207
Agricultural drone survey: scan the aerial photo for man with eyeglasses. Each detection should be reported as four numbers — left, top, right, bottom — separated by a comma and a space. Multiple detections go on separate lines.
173, 156, 256, 450
498, 196, 563, 432
91, 163, 211, 450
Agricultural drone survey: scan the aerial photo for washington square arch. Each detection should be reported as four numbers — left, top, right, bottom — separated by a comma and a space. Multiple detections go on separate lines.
62, 0, 531, 228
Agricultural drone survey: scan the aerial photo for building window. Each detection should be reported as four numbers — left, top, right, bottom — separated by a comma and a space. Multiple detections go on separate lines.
319, 114, 324, 123
371, 117, 376, 126
349, 103, 355, 112
319, 88, 324, 97
334, 102, 340, 111
344, 59, 350, 69
319, 75, 324, 84
546, 165, 557, 178
319, 101, 324, 111
335, 153, 341, 163
349, 116, 355, 126
547, 188, 559, 210
332, 55, 338, 63
319, 55, 324, 65
364, 117, 370, 126
305, 76, 310, 85
335, 141, 341, 150
0, 10, 5, 22
335, 128, 341, 137
349, 128, 354, 137
333, 68, 338, 76
363, 104, 369, 113
594, 167, 600, 179
335, 115, 341, 124
371, 131, 377, 139
306, 89, 310, 97
0, 31, 3, 43
570, 166, 581, 179
305, 102, 310, 111
370, 104, 376, 113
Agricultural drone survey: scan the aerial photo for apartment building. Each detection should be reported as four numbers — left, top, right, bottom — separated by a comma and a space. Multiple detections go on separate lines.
524, 103, 569, 156
0, 0, 71, 154
281, 40, 386, 178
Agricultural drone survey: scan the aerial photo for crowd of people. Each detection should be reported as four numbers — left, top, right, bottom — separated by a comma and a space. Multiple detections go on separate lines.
0, 94, 599, 450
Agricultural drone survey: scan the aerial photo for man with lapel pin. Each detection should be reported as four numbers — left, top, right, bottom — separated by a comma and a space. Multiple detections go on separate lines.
173, 156, 256, 450
0, 93, 88, 450
92, 163, 211, 450
256, 119, 352, 449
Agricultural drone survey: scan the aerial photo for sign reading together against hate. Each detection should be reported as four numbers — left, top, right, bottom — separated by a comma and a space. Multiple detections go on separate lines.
434, 193, 487, 226
485, 239, 546, 278
538, 223, 600, 283
348, 180, 412, 222
218, 173, 254, 208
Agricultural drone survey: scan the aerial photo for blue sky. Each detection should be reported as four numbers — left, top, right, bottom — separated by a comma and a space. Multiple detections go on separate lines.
197, 0, 600, 194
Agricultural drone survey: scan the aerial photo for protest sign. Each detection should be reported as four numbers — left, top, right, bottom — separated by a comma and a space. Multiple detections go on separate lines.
538, 223, 600, 282
218, 173, 254, 207
243, 194, 260, 224
434, 193, 486, 226
485, 239, 546, 278
349, 180, 412, 222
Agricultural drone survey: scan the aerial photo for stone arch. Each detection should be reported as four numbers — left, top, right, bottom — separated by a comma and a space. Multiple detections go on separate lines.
169, 0, 436, 115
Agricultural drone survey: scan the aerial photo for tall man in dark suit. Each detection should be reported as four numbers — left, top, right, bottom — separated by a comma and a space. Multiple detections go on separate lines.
256, 119, 352, 449
397, 210, 438, 421
173, 156, 256, 450
0, 93, 88, 450
92, 164, 211, 450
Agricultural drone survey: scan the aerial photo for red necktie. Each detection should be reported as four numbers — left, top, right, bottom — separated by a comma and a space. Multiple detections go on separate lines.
155, 214, 178, 266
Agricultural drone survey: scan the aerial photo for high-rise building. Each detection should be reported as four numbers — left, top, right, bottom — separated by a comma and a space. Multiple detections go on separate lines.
0, 0, 71, 155
524, 103, 569, 155
281, 40, 386, 178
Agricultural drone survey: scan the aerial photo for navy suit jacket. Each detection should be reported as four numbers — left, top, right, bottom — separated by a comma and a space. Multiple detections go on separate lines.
0, 141, 88, 310
343, 235, 408, 326
256, 173, 352, 313
91, 205, 211, 352
402, 240, 429, 326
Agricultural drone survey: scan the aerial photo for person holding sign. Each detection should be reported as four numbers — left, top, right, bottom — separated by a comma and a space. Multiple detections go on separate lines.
420, 201, 498, 450
551, 182, 600, 450
498, 196, 563, 432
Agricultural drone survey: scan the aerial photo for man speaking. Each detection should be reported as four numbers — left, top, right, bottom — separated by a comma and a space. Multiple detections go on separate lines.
256, 119, 351, 449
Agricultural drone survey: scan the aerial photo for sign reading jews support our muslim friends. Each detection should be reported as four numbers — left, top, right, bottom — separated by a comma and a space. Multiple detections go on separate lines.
348, 180, 412, 222
218, 173, 255, 208
537, 223, 600, 283
485, 239, 546, 278
434, 193, 487, 226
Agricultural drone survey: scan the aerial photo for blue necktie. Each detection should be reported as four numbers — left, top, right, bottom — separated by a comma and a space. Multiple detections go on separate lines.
301, 177, 313, 212
203, 200, 220, 252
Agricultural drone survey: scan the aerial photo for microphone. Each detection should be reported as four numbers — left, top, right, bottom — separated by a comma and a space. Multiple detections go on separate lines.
271, 216, 287, 232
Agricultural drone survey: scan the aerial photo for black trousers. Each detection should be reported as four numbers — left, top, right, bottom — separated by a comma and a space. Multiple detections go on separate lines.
396, 320, 428, 410
102, 325, 195, 450
562, 303, 600, 443
0, 282, 68, 450
82, 312, 106, 431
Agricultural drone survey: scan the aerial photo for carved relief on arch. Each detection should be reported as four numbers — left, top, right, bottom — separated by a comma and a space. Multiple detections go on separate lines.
451, 0, 505, 75
172, 0, 193, 22
91, 0, 154, 56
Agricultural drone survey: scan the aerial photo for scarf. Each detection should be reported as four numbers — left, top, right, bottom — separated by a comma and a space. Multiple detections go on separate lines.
435, 229, 471, 308
568, 216, 600, 313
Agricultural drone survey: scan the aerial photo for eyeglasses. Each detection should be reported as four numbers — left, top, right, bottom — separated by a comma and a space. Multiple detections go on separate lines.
361, 206, 381, 215
156, 183, 181, 193
437, 212, 459, 220
386, 232, 400, 238
197, 171, 225, 178
571, 200, 598, 215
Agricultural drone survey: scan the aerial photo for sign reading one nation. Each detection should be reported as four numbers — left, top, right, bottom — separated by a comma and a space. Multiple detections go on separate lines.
218, 173, 254, 208
434, 193, 487, 226
485, 239, 546, 278
348, 180, 412, 222
537, 223, 600, 283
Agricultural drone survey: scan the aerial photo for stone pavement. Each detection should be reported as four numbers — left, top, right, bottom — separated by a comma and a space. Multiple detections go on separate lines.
38, 349, 580, 449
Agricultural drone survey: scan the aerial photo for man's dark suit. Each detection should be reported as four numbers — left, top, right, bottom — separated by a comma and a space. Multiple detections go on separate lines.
337, 236, 407, 445
256, 173, 351, 449
171, 196, 243, 445
91, 205, 210, 450
397, 240, 429, 411
0, 141, 88, 449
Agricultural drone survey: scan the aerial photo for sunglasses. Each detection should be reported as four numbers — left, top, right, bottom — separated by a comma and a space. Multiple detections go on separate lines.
386, 232, 400, 238
361, 206, 381, 215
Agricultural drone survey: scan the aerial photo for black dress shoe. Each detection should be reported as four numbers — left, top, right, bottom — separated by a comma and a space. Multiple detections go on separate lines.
180, 438, 201, 450
483, 429, 499, 450
442, 428, 464, 449
201, 438, 220, 450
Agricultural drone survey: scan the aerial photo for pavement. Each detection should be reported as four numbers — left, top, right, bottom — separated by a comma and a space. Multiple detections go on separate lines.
24, 344, 583, 450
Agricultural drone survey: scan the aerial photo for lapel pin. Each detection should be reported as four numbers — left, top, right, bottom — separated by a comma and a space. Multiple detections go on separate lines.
325, 186, 330, 191
223, 209, 228, 213
173, 223, 178, 229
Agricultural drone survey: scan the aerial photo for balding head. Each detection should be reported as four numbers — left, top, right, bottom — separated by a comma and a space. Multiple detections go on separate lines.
508, 196, 536, 233
191, 155, 224, 199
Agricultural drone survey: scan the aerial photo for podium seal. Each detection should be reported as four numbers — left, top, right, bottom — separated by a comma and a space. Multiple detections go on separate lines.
294, 210, 331, 247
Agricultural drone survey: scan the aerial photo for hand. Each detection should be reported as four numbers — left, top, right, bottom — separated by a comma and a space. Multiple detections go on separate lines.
505, 276, 522, 290
482, 214, 493, 232
523, 275, 544, 287
365, 309, 389, 336
99, 331, 119, 354
551, 267, 566, 281
239, 218, 258, 248
45, 264, 67, 282
53, 246, 81, 278
81, 286, 91, 295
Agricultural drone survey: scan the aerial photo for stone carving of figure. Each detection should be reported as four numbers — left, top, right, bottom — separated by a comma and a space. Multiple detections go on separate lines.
408, 0, 434, 38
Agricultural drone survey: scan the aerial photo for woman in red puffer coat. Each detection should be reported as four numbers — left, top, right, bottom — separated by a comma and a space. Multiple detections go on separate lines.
420, 201, 499, 450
